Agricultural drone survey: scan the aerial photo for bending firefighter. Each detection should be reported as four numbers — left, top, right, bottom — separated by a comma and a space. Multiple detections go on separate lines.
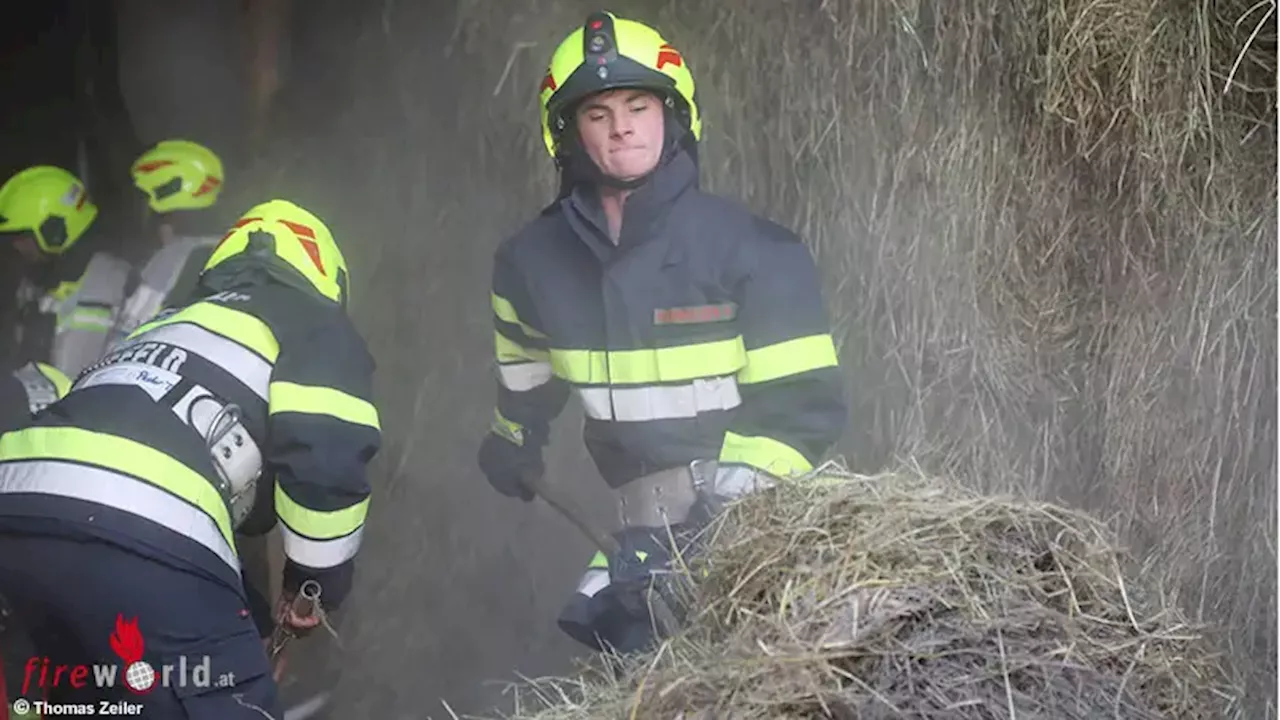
477, 12, 848, 654
0, 199, 382, 717
0, 139, 227, 380
0, 166, 102, 372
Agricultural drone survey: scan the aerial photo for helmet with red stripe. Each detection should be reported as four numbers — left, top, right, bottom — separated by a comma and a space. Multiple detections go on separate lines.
131, 139, 225, 213
203, 199, 350, 309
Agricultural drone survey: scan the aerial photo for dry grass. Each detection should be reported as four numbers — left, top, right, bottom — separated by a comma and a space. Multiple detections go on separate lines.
490, 466, 1243, 719
239, 0, 1275, 715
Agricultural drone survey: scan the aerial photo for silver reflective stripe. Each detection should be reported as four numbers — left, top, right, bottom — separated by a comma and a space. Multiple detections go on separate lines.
279, 523, 364, 569
576, 375, 742, 421
712, 464, 777, 499
0, 459, 239, 575
137, 323, 272, 400
575, 568, 610, 598
497, 361, 553, 391
74, 362, 265, 529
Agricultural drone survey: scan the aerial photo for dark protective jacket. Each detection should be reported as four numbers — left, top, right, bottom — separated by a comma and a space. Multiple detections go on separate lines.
488, 147, 848, 488
0, 270, 381, 608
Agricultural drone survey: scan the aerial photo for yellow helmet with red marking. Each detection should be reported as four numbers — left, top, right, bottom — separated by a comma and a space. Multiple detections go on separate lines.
131, 139, 225, 213
538, 11, 700, 160
203, 199, 350, 309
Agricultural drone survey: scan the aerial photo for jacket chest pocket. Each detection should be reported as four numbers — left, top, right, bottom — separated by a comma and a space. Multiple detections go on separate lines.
649, 301, 746, 382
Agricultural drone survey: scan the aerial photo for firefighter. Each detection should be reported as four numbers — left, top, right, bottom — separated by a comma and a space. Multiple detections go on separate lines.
110, 139, 230, 348
0, 165, 104, 371
0, 198, 381, 717
50, 138, 230, 378
476, 11, 849, 655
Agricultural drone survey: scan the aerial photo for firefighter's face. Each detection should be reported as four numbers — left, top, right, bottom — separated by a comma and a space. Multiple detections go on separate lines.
575, 88, 665, 182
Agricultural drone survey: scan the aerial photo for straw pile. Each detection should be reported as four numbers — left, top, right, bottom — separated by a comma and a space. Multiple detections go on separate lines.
496, 467, 1242, 719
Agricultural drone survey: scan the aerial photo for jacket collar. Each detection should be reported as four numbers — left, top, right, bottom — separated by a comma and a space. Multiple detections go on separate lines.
561, 147, 698, 258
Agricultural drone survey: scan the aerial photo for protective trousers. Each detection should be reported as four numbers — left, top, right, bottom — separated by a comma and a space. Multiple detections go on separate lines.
0, 529, 279, 719
557, 460, 774, 655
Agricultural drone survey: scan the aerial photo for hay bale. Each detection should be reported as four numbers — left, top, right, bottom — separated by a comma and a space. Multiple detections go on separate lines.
498, 466, 1241, 719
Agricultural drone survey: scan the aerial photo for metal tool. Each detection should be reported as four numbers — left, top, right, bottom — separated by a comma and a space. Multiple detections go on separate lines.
522, 472, 620, 556
268, 579, 322, 667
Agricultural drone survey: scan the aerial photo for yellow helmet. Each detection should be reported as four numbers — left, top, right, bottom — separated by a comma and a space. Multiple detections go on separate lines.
131, 139, 225, 213
204, 199, 350, 308
0, 166, 98, 255
539, 11, 701, 159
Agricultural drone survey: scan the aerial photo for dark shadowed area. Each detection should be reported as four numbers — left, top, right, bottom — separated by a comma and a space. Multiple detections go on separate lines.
0, 1, 1274, 719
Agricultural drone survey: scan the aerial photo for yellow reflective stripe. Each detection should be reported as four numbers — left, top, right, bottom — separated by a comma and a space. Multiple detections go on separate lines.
491, 293, 547, 339
269, 381, 380, 430
550, 337, 747, 385
738, 334, 840, 385
48, 280, 81, 302
719, 431, 814, 478
496, 330, 548, 363
275, 484, 368, 540
33, 363, 70, 399
605, 337, 744, 383
0, 426, 234, 550
587, 550, 608, 569
60, 319, 111, 332
72, 307, 112, 320
491, 408, 526, 446
57, 305, 113, 332
132, 302, 280, 362
549, 349, 609, 384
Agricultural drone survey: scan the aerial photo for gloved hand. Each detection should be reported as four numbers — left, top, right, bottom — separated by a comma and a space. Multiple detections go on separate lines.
477, 431, 541, 501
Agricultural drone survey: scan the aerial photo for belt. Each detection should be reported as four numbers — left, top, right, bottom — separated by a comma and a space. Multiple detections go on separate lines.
616, 459, 718, 529
74, 362, 263, 528
616, 459, 784, 530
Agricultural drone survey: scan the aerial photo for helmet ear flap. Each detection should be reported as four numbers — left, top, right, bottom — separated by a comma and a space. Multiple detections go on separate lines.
336, 266, 350, 309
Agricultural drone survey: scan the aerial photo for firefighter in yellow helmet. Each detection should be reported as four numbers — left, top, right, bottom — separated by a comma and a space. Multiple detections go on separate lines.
130, 138, 226, 241
0, 166, 102, 368
0, 198, 381, 717
477, 11, 848, 655
106, 139, 233, 353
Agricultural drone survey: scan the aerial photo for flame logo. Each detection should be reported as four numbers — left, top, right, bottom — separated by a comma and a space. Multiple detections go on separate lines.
109, 614, 145, 665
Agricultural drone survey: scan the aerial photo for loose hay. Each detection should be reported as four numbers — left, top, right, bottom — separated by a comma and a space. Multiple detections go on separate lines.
498, 466, 1241, 719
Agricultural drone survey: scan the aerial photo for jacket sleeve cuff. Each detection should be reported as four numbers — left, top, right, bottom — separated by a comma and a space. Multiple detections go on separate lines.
283, 557, 355, 612
717, 430, 815, 478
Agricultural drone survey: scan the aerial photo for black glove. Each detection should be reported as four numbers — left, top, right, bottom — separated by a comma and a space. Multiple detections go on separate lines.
477, 432, 541, 502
